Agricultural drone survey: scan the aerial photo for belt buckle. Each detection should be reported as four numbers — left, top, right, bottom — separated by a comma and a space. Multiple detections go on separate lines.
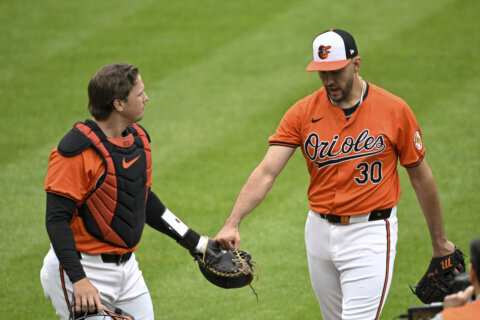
116, 254, 124, 265
340, 216, 350, 224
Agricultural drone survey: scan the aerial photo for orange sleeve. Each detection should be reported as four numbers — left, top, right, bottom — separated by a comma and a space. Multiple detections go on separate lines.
397, 103, 426, 167
268, 100, 305, 148
44, 147, 104, 203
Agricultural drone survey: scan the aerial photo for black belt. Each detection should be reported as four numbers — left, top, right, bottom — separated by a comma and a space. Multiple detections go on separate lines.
101, 252, 133, 265
319, 208, 392, 224
78, 252, 133, 265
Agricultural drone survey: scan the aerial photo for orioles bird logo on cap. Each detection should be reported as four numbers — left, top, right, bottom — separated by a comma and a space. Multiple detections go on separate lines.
318, 45, 331, 60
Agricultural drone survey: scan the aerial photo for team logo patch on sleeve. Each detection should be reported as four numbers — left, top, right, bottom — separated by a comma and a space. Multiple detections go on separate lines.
414, 131, 423, 150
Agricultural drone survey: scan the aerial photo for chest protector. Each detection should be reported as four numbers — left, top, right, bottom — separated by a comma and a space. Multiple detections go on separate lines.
58, 120, 152, 248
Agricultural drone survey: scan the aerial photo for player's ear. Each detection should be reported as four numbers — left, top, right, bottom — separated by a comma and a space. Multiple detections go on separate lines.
113, 98, 124, 112
352, 56, 361, 73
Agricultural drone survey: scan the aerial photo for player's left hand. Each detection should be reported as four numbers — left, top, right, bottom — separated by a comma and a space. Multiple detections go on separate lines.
433, 240, 464, 275
411, 244, 466, 304
433, 240, 456, 258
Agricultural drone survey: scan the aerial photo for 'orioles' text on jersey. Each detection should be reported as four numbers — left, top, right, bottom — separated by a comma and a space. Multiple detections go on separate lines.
269, 83, 425, 215
44, 120, 152, 254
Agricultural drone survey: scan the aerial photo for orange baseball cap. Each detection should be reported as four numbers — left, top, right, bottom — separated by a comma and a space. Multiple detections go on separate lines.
306, 29, 358, 72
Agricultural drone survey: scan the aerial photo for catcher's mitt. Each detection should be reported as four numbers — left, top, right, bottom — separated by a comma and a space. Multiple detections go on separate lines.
191, 239, 256, 295
410, 245, 466, 304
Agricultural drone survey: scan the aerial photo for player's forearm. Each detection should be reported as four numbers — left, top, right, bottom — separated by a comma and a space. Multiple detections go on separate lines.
46, 192, 86, 283
407, 161, 449, 256
224, 166, 276, 229
225, 146, 294, 228
415, 182, 448, 252
145, 190, 207, 252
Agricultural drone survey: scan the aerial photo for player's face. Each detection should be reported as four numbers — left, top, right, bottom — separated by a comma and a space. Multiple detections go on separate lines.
120, 75, 148, 122
318, 61, 355, 103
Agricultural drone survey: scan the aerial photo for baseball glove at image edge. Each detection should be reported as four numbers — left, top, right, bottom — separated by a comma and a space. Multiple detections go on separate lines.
410, 245, 466, 304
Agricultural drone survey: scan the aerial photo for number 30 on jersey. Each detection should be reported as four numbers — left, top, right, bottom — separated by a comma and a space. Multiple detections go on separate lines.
355, 161, 383, 185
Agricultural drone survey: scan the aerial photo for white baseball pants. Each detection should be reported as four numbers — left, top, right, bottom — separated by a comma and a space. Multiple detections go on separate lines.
305, 207, 398, 320
40, 247, 154, 319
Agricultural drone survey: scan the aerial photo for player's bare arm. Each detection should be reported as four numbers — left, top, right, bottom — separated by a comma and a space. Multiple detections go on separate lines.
215, 146, 295, 249
406, 159, 456, 257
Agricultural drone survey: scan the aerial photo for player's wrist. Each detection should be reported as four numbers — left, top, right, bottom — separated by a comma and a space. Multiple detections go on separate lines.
223, 217, 241, 230
176, 229, 200, 251
195, 235, 208, 253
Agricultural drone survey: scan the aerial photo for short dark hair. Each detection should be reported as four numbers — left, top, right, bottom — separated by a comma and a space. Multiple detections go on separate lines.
471, 237, 480, 278
87, 63, 139, 120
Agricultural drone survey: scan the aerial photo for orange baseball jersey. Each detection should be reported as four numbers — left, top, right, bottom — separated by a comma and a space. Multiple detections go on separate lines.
44, 132, 153, 255
269, 83, 425, 215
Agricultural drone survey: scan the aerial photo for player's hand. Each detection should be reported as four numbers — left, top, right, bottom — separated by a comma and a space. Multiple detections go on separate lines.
72, 277, 103, 314
443, 285, 474, 308
433, 240, 463, 275
432, 240, 456, 258
214, 224, 241, 250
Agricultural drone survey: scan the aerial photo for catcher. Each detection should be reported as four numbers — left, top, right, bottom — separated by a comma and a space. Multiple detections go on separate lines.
40, 63, 254, 320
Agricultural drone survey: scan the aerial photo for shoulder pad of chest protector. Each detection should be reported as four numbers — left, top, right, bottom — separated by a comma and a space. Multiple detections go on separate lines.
127, 123, 151, 142
57, 126, 92, 157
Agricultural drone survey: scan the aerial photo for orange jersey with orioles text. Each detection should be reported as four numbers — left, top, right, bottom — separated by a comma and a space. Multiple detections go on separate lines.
269, 83, 425, 215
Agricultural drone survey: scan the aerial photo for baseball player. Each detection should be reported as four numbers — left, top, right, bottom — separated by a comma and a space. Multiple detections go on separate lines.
40, 63, 209, 320
214, 29, 457, 319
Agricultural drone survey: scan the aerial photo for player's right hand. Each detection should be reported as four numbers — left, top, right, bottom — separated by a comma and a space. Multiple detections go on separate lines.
214, 225, 241, 250
72, 277, 103, 314
443, 285, 474, 308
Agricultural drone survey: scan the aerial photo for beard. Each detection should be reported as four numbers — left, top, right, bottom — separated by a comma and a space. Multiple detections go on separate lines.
327, 73, 355, 103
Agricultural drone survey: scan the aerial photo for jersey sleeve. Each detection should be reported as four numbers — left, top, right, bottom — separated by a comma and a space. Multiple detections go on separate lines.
397, 103, 426, 167
45, 192, 86, 283
268, 101, 304, 148
44, 147, 104, 203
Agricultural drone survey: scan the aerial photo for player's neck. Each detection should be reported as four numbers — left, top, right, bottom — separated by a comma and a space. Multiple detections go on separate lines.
94, 115, 129, 139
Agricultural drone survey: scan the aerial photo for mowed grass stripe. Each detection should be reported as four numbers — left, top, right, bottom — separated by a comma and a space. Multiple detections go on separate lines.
0, 0, 159, 84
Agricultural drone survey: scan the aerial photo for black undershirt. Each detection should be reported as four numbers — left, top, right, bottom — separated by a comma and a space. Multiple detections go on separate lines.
46, 190, 199, 283
340, 82, 370, 119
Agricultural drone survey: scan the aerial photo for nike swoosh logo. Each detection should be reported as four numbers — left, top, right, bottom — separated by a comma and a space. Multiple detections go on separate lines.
312, 117, 324, 123
122, 155, 141, 169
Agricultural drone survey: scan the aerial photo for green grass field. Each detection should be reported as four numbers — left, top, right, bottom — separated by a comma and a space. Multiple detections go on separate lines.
1, 0, 479, 318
